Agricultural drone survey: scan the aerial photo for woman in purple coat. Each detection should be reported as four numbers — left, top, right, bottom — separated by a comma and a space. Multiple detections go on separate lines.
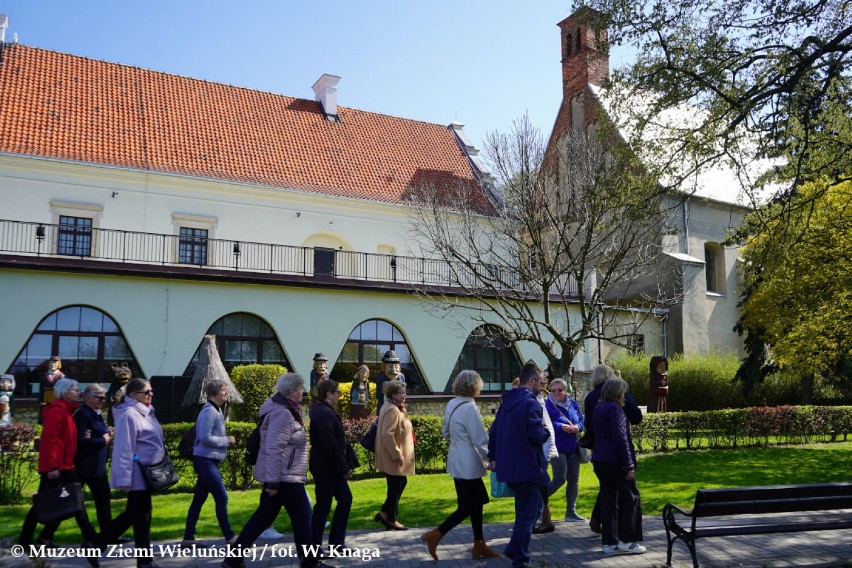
591, 378, 646, 555
102, 378, 166, 568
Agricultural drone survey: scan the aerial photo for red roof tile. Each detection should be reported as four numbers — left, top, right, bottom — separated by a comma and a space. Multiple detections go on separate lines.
0, 44, 486, 207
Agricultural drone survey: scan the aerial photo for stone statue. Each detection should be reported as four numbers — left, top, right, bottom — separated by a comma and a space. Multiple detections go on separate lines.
350, 364, 370, 419
648, 355, 669, 413
108, 361, 132, 425
375, 350, 405, 413
310, 352, 329, 406
0, 374, 15, 424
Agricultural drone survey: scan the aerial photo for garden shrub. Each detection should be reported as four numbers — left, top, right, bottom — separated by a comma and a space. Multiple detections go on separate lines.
0, 424, 36, 504
630, 405, 852, 453
611, 352, 802, 411
230, 364, 287, 422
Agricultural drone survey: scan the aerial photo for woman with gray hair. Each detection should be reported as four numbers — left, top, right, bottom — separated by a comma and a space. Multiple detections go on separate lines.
223, 373, 324, 568
592, 378, 645, 554
74, 384, 116, 536
181, 379, 237, 547
19, 378, 99, 567
584, 364, 642, 535
421, 371, 499, 560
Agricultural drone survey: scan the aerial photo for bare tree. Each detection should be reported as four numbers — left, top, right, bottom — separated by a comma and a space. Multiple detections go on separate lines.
407, 116, 683, 376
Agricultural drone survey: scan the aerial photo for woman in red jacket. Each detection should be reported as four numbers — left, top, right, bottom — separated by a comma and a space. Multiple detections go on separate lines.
20, 378, 99, 566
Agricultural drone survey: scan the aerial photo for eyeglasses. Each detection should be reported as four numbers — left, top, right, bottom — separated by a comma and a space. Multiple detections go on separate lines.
90, 395, 106, 400
133, 390, 154, 396
551, 388, 564, 392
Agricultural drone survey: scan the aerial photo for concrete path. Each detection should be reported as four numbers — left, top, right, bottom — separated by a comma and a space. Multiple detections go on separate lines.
5, 515, 851, 567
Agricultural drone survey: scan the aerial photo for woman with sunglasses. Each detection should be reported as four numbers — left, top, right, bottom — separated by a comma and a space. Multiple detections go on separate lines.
103, 378, 165, 568
73, 384, 118, 537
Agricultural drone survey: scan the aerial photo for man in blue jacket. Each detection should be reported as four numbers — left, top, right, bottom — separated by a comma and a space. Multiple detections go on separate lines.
488, 361, 550, 568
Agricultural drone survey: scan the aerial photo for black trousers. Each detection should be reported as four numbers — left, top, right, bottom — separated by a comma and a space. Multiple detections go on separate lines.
20, 470, 96, 546
593, 462, 643, 545
311, 471, 352, 547
78, 475, 112, 534
103, 490, 153, 567
381, 474, 408, 523
437, 477, 489, 540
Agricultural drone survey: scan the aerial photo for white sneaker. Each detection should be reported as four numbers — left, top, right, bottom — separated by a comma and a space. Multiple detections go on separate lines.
602, 544, 619, 554
564, 512, 586, 522
259, 527, 284, 539
617, 541, 646, 554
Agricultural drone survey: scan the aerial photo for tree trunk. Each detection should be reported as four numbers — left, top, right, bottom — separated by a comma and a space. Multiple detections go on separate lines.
800, 374, 814, 405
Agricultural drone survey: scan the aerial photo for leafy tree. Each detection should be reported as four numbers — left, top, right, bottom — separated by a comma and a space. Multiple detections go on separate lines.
737, 180, 852, 385
407, 116, 680, 377
578, 0, 852, 210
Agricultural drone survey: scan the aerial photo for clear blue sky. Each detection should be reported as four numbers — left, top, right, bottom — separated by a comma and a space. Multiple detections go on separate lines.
2, 0, 632, 150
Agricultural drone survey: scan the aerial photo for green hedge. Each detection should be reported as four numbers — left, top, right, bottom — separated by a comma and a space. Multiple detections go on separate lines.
230, 364, 286, 422
0, 424, 37, 504
610, 352, 807, 411
630, 405, 852, 453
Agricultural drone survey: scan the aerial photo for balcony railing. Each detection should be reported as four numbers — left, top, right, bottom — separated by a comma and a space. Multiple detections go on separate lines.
0, 219, 578, 296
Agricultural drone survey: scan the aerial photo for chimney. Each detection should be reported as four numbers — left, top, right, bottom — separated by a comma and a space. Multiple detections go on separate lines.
558, 7, 609, 99
312, 74, 341, 121
0, 15, 8, 43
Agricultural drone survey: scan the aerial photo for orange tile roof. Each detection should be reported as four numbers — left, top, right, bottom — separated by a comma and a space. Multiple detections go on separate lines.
0, 44, 487, 208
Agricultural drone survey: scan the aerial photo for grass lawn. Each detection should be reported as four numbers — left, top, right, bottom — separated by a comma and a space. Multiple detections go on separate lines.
3, 441, 850, 543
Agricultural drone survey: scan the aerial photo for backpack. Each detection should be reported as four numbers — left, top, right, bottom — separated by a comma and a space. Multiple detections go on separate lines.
178, 425, 197, 460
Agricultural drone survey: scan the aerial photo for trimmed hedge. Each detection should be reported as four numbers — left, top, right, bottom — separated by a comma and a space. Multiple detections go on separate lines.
230, 364, 286, 422
630, 405, 852, 453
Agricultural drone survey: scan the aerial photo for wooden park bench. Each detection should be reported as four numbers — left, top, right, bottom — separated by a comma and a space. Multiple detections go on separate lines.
662, 482, 852, 567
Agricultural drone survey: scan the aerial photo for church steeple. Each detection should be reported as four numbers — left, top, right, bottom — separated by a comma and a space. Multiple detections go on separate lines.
558, 7, 609, 99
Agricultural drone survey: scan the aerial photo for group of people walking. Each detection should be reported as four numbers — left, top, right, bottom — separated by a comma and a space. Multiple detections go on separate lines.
20, 377, 167, 568
20, 363, 645, 568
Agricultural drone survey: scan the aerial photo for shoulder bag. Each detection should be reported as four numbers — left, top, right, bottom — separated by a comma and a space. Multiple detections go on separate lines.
489, 470, 514, 498
136, 453, 179, 492
575, 433, 592, 463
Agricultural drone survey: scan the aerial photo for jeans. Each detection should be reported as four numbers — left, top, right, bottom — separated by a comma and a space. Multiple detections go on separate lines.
223, 483, 316, 568
593, 462, 643, 545
505, 482, 543, 567
184, 456, 233, 540
20, 470, 97, 546
381, 474, 408, 523
104, 490, 154, 567
437, 477, 489, 541
311, 471, 352, 546
548, 451, 581, 516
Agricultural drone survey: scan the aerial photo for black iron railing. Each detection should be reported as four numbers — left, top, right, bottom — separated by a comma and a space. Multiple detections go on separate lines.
0, 219, 578, 295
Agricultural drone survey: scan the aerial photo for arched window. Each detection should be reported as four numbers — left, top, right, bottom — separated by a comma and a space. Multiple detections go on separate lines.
182, 313, 290, 376
330, 319, 426, 394
6, 306, 142, 396
446, 325, 522, 393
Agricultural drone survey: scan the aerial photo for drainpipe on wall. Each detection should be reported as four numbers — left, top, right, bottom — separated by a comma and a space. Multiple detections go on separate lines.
683, 197, 691, 256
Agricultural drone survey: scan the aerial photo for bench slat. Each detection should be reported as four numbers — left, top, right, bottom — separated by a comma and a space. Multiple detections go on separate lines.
694, 519, 852, 538
695, 496, 852, 517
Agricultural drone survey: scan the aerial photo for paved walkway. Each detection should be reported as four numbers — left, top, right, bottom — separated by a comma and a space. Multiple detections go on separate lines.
4, 515, 851, 567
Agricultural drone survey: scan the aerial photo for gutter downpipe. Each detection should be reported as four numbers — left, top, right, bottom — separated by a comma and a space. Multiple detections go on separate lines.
683, 197, 691, 256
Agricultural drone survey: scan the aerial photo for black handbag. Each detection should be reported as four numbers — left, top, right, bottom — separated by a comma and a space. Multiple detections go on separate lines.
33, 482, 84, 524
359, 419, 378, 452
345, 442, 360, 470
137, 453, 179, 492
578, 429, 595, 450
